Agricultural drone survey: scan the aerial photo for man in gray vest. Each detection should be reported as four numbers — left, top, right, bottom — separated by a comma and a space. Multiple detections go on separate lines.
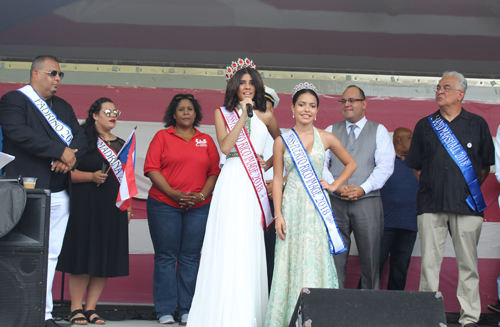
323, 85, 395, 289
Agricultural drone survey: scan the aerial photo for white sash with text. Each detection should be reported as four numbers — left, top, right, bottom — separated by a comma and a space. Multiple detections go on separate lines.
97, 137, 123, 183
219, 107, 273, 229
18, 85, 73, 146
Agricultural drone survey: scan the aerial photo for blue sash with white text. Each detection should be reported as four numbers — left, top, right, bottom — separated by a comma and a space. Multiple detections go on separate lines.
428, 114, 486, 212
18, 85, 73, 146
281, 129, 346, 254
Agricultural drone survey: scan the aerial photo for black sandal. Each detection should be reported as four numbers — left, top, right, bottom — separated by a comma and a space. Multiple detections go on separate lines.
69, 309, 88, 325
84, 310, 106, 325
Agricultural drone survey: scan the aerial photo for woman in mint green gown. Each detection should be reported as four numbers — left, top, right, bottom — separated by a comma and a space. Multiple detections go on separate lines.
265, 83, 356, 327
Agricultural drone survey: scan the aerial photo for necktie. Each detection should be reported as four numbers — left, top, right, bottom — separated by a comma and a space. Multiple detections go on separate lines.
348, 124, 357, 146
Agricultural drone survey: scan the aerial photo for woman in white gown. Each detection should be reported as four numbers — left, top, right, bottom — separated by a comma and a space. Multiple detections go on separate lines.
187, 58, 281, 327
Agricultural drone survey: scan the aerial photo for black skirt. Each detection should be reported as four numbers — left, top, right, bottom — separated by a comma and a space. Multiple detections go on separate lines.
57, 139, 129, 278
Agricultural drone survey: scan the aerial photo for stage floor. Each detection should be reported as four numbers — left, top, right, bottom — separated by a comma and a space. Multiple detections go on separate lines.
51, 304, 500, 326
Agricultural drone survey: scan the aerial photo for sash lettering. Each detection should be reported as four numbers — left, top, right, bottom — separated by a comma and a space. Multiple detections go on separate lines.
18, 85, 73, 146
219, 107, 273, 229
428, 114, 486, 212
97, 137, 123, 183
281, 129, 346, 255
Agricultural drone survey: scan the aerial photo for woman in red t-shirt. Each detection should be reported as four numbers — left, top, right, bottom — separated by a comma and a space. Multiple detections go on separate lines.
144, 94, 220, 325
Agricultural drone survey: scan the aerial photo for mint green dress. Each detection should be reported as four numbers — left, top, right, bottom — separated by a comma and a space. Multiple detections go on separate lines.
265, 127, 339, 327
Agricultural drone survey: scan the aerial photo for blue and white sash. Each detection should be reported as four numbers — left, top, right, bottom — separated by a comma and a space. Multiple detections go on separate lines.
281, 129, 346, 254
428, 114, 486, 212
97, 137, 123, 183
18, 85, 73, 146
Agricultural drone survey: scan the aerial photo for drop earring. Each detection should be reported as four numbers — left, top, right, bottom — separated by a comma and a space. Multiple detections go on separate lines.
292, 112, 295, 118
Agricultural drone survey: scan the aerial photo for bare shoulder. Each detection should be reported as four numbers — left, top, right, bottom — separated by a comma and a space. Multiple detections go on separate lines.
318, 128, 334, 140
318, 128, 339, 149
214, 107, 224, 122
273, 134, 285, 151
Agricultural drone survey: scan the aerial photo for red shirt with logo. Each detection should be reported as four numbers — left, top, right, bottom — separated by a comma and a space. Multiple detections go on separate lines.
144, 126, 221, 208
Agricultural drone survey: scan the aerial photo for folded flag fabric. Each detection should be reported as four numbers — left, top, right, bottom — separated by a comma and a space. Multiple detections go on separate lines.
116, 128, 138, 210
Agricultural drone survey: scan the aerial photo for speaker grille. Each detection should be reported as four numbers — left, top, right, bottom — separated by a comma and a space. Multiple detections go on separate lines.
0, 251, 46, 327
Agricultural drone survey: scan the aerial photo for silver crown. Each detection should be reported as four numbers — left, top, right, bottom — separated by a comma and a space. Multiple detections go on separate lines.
292, 82, 319, 98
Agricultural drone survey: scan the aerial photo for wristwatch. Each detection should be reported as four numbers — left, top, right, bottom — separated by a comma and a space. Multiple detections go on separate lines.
200, 192, 206, 201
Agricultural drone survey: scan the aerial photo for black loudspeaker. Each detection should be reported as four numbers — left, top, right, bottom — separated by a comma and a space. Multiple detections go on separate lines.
289, 288, 447, 327
0, 189, 51, 327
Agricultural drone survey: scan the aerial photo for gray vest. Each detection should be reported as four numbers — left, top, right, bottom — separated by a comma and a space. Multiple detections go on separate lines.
329, 120, 380, 198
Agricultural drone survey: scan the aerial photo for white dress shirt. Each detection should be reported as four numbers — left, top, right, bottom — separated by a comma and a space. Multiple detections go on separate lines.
322, 116, 395, 195
495, 125, 500, 210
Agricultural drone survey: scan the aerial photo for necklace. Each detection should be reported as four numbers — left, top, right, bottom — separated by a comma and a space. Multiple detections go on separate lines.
102, 134, 114, 145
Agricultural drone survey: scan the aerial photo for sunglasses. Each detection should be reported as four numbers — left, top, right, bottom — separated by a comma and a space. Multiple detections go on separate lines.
40, 70, 65, 79
174, 94, 194, 100
103, 109, 121, 117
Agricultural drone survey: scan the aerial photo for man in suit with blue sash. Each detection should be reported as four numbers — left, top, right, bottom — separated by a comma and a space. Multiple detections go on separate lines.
0, 55, 87, 327
406, 71, 494, 327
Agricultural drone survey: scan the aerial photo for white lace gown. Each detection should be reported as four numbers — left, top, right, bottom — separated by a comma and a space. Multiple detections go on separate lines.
187, 109, 269, 327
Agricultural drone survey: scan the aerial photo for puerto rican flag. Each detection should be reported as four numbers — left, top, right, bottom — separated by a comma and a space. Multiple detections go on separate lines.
116, 128, 138, 210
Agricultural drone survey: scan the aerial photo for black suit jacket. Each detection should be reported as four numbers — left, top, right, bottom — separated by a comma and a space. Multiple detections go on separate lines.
0, 89, 87, 190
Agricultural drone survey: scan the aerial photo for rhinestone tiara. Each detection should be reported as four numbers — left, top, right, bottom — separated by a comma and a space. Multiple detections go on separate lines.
292, 82, 319, 98
225, 58, 256, 82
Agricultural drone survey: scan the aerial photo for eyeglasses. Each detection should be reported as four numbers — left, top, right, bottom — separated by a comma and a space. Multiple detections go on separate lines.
40, 70, 64, 79
339, 98, 364, 105
434, 85, 462, 92
103, 109, 121, 117
174, 94, 194, 100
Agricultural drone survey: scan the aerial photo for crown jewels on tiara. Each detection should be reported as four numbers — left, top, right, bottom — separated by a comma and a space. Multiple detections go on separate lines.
225, 58, 257, 82
292, 82, 319, 98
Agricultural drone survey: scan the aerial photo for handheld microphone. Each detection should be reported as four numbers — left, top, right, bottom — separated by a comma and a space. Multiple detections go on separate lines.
246, 103, 254, 118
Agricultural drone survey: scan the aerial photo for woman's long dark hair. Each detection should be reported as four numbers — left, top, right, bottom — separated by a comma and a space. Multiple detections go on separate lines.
81, 97, 114, 153
223, 68, 265, 112
163, 94, 203, 128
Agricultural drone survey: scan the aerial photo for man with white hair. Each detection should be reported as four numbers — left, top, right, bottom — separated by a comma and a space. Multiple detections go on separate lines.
406, 71, 494, 327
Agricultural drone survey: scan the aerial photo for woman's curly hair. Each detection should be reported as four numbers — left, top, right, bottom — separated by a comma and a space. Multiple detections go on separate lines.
163, 94, 203, 128
81, 97, 114, 153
